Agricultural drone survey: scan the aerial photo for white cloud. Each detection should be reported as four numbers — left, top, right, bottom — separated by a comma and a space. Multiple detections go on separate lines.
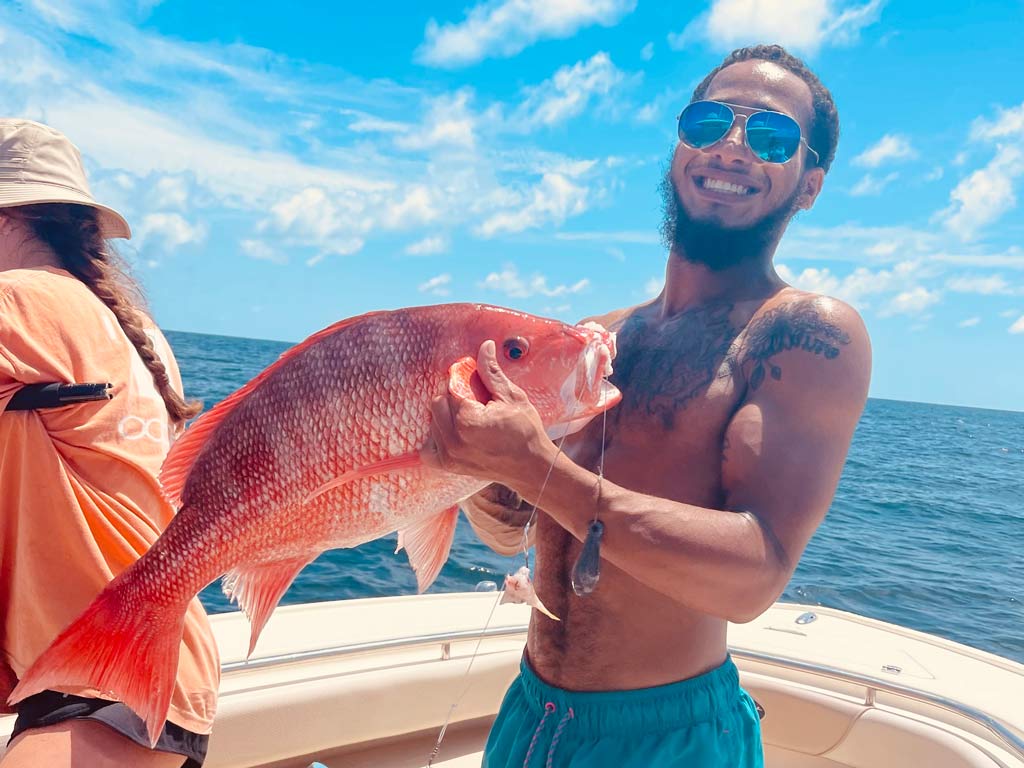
924, 166, 944, 182
394, 90, 477, 151
865, 240, 899, 257
3, 3, 631, 272
478, 173, 589, 236
418, 273, 452, 296
1001, 309, 1020, 318
670, 0, 884, 54
880, 286, 941, 317
634, 87, 686, 124
416, 0, 637, 68
39, 90, 394, 209
850, 172, 899, 196
383, 186, 440, 228
776, 264, 841, 297
136, 212, 206, 251
958, 317, 981, 328
343, 110, 408, 135
939, 146, 1024, 241
405, 235, 449, 255
853, 134, 917, 168
513, 53, 624, 130
970, 101, 1024, 142
152, 175, 190, 209
777, 260, 930, 310
644, 277, 662, 296
640, 42, 654, 61
262, 187, 367, 260
480, 264, 590, 298
780, 224, 1024, 270
267, 187, 363, 241
1010, 315, 1024, 334
945, 274, 1014, 295
241, 238, 287, 265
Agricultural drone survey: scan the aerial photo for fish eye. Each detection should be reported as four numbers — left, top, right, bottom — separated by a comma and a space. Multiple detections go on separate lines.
503, 337, 530, 361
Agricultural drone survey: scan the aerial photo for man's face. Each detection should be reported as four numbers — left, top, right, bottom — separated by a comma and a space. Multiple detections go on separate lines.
671, 60, 819, 229
662, 60, 824, 270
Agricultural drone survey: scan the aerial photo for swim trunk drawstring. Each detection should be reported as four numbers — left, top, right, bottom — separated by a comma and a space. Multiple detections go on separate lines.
545, 706, 575, 768
522, 702, 556, 768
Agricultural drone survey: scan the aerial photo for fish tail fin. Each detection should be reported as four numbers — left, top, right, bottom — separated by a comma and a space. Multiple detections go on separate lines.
8, 576, 187, 747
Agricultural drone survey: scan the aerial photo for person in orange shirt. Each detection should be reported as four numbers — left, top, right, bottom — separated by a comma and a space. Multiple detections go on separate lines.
0, 119, 219, 767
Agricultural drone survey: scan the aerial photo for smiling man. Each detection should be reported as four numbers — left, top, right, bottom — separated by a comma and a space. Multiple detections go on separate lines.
424, 45, 872, 767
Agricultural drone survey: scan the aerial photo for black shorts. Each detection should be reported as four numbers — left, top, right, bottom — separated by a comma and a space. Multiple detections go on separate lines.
9, 690, 208, 767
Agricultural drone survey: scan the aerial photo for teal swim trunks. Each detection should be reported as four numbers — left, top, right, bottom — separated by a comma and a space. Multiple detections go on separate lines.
482, 655, 764, 767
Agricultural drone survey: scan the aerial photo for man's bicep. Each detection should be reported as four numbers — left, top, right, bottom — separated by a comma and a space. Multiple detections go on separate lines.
722, 309, 871, 570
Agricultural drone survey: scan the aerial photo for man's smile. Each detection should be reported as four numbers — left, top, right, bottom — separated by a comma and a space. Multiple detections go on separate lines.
689, 169, 764, 203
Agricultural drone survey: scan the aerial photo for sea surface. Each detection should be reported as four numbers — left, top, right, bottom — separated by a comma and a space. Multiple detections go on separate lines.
166, 329, 1024, 665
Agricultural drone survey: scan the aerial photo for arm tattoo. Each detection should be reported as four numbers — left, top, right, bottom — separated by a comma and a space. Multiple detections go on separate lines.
739, 302, 851, 391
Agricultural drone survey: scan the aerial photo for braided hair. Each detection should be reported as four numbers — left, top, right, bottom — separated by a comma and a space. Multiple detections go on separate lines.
12, 203, 201, 423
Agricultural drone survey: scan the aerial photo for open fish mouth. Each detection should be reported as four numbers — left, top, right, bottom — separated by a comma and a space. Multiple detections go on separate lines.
548, 323, 621, 439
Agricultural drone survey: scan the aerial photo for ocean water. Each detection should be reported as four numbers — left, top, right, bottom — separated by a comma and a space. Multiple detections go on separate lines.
166, 330, 1024, 664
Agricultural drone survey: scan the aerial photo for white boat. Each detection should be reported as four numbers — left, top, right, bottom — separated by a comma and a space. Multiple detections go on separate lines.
2, 593, 1022, 767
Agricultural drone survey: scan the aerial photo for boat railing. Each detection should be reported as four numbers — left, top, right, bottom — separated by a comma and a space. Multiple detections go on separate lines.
221, 625, 528, 673
731, 648, 1024, 762
222, 624, 1024, 761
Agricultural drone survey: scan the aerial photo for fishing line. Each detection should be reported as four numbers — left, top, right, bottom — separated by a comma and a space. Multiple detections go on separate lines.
520, 426, 572, 571
426, 353, 611, 765
425, 423, 573, 767
570, 401, 607, 597
425, 586, 503, 767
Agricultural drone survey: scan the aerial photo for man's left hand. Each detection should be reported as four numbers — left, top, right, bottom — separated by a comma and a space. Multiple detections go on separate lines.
421, 340, 556, 490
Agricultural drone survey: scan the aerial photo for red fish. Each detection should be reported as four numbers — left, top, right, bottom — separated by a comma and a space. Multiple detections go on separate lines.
9, 303, 620, 745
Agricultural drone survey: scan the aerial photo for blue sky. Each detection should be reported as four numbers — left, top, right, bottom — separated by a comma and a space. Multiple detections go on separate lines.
2, 0, 1023, 411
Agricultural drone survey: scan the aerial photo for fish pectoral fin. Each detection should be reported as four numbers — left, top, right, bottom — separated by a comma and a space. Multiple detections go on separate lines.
398, 505, 460, 593
223, 556, 315, 656
303, 453, 422, 504
448, 356, 490, 404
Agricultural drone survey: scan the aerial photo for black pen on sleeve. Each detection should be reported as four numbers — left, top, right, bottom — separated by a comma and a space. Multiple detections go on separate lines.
4, 383, 113, 412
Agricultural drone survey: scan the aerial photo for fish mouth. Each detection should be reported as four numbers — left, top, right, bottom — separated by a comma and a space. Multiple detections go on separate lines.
549, 323, 621, 439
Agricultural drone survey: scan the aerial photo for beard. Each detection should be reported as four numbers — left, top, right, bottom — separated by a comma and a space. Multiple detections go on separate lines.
659, 166, 801, 272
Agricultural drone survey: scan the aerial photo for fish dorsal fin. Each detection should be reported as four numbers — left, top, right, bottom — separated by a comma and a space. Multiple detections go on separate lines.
303, 453, 422, 504
160, 311, 388, 507
396, 505, 460, 593
222, 555, 315, 657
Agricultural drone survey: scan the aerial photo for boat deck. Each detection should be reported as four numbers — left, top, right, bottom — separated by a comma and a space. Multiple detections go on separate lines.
2, 595, 1022, 767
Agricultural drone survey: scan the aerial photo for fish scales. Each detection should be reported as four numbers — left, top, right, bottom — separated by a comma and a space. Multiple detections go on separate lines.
9, 303, 622, 746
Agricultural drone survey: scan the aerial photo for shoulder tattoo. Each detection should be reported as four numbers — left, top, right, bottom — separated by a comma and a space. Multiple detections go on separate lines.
740, 302, 851, 391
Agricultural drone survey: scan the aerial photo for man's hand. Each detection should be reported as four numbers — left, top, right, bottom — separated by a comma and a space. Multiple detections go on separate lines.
460, 483, 538, 556
421, 340, 557, 490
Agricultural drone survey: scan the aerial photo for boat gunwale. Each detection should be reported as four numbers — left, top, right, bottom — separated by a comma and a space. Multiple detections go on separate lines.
220, 619, 1024, 761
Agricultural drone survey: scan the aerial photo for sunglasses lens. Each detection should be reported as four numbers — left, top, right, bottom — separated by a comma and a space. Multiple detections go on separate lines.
677, 101, 734, 148
744, 111, 802, 163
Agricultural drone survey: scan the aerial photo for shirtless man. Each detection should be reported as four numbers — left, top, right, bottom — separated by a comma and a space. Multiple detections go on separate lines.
423, 45, 871, 767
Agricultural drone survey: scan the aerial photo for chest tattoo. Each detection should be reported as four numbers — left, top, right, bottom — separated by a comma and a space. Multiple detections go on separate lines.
607, 299, 852, 428
609, 303, 740, 429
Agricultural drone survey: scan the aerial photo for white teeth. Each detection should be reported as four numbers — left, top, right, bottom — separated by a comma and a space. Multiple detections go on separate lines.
701, 178, 752, 195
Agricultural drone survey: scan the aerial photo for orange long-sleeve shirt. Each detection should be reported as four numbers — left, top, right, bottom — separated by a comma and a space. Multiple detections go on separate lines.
0, 266, 218, 734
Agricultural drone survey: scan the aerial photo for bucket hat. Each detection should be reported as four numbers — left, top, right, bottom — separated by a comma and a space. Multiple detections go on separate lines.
0, 118, 131, 240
